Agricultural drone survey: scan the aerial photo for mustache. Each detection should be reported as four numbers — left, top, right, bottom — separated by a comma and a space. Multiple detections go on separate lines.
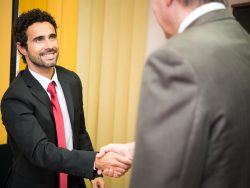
40, 48, 58, 56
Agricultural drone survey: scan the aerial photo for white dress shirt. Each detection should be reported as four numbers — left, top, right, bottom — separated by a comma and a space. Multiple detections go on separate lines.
29, 67, 73, 150
178, 2, 226, 33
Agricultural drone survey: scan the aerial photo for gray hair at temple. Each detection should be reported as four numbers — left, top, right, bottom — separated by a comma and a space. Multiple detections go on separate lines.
181, 0, 229, 7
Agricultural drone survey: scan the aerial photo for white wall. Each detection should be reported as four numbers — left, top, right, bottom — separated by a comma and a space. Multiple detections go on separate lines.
145, 1, 166, 59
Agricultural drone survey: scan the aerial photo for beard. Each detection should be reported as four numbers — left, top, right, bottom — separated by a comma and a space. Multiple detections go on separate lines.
27, 47, 59, 68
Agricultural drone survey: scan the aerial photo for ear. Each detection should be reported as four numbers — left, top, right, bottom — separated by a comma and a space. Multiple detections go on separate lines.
16, 42, 27, 56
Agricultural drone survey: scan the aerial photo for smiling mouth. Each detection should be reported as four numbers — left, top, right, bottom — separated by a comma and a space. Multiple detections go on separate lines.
40, 49, 58, 59
42, 53, 56, 60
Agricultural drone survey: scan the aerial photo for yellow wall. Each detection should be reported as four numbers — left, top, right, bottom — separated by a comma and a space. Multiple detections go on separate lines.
0, 0, 12, 144
77, 0, 149, 187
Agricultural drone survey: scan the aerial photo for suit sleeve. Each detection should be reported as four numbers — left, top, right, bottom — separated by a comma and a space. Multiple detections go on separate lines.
1, 79, 96, 179
130, 47, 209, 188
73, 73, 102, 179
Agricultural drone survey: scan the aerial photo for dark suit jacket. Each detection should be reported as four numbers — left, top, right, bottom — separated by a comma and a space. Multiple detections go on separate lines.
1, 66, 97, 188
131, 9, 250, 188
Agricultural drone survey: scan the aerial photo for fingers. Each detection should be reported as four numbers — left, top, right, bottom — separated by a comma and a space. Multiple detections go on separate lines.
112, 166, 126, 175
103, 168, 117, 178
102, 168, 126, 178
106, 152, 131, 171
104, 168, 118, 178
96, 144, 113, 158
95, 151, 131, 177
97, 142, 135, 160
99, 181, 105, 188
113, 152, 132, 166
96, 143, 135, 178
93, 177, 105, 188
91, 179, 97, 188
92, 177, 105, 188
99, 166, 129, 178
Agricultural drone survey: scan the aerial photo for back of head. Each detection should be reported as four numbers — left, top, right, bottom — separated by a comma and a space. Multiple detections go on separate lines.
181, 0, 228, 6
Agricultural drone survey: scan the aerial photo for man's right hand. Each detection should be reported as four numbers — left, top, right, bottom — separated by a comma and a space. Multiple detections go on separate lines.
95, 142, 135, 177
95, 151, 132, 177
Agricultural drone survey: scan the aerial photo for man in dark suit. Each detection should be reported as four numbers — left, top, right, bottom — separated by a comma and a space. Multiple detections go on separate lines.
1, 9, 131, 188
98, 0, 250, 187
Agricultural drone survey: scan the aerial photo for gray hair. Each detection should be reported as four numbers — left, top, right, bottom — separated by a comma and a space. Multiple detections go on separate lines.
182, 0, 228, 7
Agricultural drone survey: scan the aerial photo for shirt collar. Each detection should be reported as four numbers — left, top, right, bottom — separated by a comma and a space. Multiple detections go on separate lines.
29, 67, 60, 92
178, 2, 226, 33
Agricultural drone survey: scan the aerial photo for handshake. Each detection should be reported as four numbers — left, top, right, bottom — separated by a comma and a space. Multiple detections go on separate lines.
94, 142, 135, 178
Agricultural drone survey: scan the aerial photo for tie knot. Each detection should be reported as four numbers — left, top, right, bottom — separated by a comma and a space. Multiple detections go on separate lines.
47, 81, 56, 95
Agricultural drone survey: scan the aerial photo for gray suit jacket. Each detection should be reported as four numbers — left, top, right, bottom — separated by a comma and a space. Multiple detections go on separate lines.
1, 66, 97, 188
131, 9, 250, 188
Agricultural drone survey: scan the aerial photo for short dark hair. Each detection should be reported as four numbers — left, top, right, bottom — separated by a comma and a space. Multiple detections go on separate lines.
13, 9, 57, 62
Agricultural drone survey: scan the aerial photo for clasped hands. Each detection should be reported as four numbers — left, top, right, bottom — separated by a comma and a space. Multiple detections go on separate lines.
94, 142, 135, 178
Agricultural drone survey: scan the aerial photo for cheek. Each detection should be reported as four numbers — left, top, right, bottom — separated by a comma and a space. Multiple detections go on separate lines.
52, 41, 59, 49
27, 45, 39, 55
153, 11, 166, 32
152, 1, 165, 27
152, 0, 159, 15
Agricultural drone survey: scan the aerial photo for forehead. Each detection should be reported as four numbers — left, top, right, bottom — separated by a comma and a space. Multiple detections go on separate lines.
26, 22, 56, 39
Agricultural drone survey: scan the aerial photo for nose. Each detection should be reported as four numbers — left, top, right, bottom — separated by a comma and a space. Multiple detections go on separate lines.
44, 38, 53, 49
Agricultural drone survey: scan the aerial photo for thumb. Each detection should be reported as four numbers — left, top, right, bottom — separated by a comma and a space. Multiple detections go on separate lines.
97, 144, 113, 158
96, 149, 106, 158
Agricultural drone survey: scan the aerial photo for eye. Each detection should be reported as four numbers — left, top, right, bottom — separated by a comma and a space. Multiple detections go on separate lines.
34, 36, 44, 43
49, 34, 57, 41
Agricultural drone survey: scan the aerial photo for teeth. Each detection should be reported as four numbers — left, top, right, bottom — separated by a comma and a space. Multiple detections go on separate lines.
44, 52, 54, 55
42, 53, 55, 59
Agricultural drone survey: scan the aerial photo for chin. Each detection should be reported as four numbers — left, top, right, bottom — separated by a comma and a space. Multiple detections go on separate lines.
44, 61, 57, 68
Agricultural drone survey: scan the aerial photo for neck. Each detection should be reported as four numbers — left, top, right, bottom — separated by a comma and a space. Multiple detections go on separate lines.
27, 63, 55, 79
167, 1, 200, 37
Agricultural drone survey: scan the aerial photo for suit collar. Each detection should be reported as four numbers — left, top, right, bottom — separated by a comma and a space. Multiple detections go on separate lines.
22, 67, 53, 113
28, 67, 58, 92
179, 2, 226, 33
186, 9, 234, 30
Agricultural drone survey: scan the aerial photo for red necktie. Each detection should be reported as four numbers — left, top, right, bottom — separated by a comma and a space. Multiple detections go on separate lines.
47, 81, 67, 188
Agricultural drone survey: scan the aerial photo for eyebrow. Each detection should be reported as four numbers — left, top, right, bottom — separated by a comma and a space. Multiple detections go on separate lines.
49, 33, 57, 38
31, 33, 57, 42
32, 35, 44, 42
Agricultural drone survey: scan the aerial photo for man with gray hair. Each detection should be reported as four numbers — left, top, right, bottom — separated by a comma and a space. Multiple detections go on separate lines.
98, 0, 250, 187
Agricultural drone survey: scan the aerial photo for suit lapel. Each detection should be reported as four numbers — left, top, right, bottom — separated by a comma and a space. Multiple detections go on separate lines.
22, 67, 53, 114
57, 68, 75, 127
22, 66, 75, 128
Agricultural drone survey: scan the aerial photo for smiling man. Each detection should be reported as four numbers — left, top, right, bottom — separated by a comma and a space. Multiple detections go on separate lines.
18, 21, 59, 78
1, 9, 131, 188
